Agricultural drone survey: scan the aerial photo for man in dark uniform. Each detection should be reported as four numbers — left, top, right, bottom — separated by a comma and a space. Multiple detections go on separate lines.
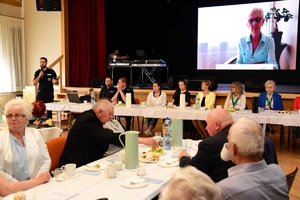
111, 77, 135, 131
99, 76, 117, 100
32, 57, 59, 119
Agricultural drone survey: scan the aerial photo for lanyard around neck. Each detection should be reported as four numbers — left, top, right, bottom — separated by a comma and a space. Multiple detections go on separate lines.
231, 94, 239, 107
266, 95, 273, 107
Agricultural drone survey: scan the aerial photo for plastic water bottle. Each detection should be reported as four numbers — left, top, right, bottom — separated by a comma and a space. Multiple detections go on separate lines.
91, 90, 95, 104
162, 117, 172, 150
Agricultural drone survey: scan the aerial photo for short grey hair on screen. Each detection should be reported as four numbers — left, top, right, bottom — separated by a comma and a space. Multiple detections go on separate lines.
159, 166, 221, 200
249, 7, 264, 18
229, 117, 264, 157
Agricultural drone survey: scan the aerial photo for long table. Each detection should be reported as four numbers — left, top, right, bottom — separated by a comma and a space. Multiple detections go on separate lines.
45, 102, 300, 127
4, 143, 199, 200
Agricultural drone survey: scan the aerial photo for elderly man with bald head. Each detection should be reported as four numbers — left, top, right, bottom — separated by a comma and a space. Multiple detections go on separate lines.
179, 108, 235, 182
59, 98, 159, 168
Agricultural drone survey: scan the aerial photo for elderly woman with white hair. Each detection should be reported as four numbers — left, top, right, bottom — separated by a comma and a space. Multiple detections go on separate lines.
159, 166, 221, 200
0, 99, 51, 182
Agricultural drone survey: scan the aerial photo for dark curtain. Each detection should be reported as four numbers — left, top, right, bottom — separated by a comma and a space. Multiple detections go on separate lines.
68, 0, 106, 87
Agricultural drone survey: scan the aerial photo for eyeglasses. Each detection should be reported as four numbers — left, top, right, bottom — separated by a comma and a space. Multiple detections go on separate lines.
248, 17, 262, 24
6, 113, 26, 119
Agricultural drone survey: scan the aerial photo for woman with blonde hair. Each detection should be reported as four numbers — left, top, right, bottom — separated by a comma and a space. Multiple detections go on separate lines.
192, 80, 216, 138
224, 81, 246, 110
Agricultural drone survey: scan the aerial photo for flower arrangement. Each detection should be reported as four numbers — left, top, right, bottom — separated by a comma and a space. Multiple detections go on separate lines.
265, 7, 293, 32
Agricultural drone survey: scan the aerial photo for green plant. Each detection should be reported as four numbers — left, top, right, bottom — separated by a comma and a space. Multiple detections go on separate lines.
265, 7, 293, 32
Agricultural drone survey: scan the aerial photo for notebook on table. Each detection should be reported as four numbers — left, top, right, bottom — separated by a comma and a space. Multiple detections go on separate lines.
67, 93, 82, 103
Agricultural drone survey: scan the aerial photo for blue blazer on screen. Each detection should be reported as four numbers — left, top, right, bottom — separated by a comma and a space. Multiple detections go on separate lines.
258, 92, 283, 110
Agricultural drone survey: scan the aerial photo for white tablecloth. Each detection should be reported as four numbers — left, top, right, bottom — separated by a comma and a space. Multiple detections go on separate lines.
38, 127, 63, 143
45, 103, 300, 127
5, 143, 199, 200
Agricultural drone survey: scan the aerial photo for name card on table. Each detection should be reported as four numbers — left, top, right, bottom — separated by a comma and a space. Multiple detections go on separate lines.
179, 94, 185, 110
126, 93, 132, 108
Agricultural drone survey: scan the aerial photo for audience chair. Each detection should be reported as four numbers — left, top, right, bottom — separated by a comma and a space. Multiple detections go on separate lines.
46, 136, 67, 172
285, 165, 298, 192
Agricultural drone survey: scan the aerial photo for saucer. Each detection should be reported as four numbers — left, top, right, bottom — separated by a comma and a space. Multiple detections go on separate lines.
65, 174, 79, 179
121, 178, 148, 189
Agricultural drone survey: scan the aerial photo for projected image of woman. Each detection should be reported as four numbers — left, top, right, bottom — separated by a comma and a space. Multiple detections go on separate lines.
237, 7, 278, 70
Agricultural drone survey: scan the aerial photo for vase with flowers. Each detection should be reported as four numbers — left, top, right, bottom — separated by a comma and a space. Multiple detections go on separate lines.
265, 7, 293, 44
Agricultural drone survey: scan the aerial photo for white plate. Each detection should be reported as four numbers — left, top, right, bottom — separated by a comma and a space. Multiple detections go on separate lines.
139, 157, 160, 163
139, 152, 162, 163
158, 160, 179, 168
121, 178, 148, 189
65, 174, 80, 179
4, 192, 35, 200
84, 163, 106, 171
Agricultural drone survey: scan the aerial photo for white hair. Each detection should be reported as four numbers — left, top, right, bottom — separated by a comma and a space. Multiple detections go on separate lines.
229, 117, 264, 157
159, 166, 221, 200
4, 98, 33, 119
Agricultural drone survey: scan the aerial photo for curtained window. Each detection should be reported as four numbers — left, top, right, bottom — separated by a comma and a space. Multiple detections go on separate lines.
0, 16, 24, 93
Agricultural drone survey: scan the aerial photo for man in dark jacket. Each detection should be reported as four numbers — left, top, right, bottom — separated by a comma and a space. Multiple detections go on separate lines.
59, 98, 158, 167
179, 108, 235, 182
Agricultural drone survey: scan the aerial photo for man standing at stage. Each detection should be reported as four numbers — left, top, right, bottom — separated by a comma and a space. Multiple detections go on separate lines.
32, 57, 59, 119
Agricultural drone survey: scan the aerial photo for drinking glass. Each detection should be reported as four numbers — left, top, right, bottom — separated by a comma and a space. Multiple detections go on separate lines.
137, 163, 146, 176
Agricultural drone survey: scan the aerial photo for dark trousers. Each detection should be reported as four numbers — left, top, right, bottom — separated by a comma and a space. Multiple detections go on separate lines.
125, 116, 132, 131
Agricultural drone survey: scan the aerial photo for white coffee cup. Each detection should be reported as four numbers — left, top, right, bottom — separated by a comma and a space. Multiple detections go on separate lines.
118, 101, 122, 105
141, 102, 146, 106
61, 163, 76, 178
106, 164, 117, 178
137, 163, 146, 176
220, 143, 231, 162
83, 100, 88, 104
114, 160, 123, 171
216, 105, 222, 109
117, 149, 125, 162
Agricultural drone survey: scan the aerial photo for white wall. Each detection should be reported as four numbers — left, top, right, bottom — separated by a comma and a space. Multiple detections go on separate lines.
0, 1, 62, 106
24, 1, 62, 86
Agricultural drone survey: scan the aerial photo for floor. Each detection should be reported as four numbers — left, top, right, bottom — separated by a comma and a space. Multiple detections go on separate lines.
61, 117, 300, 199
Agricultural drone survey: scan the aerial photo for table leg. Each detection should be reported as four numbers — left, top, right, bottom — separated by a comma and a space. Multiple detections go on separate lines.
56, 111, 62, 129
262, 123, 266, 137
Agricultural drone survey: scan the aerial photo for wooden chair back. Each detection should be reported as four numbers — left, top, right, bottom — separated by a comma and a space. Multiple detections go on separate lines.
46, 136, 67, 172
286, 165, 298, 191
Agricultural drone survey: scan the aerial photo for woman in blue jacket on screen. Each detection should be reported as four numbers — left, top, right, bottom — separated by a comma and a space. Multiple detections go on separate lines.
258, 80, 283, 135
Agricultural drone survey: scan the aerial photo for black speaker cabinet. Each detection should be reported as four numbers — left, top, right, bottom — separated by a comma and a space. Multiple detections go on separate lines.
167, 75, 189, 89
245, 82, 265, 93
36, 0, 61, 11
189, 76, 218, 91
91, 79, 104, 88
